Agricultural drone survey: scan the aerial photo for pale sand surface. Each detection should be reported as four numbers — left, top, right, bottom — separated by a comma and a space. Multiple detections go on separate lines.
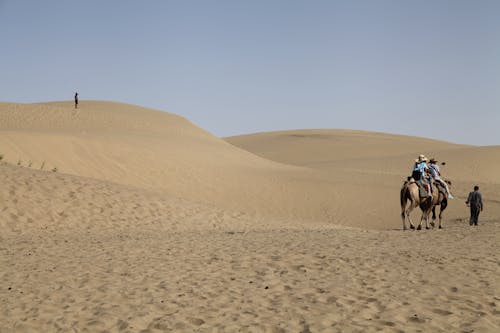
1, 165, 498, 333
1, 102, 499, 332
2, 226, 499, 333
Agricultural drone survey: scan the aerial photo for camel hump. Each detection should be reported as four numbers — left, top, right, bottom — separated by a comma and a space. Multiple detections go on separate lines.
405, 176, 416, 185
402, 177, 416, 192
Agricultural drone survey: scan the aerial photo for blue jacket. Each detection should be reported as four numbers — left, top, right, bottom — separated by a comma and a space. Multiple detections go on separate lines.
414, 161, 428, 175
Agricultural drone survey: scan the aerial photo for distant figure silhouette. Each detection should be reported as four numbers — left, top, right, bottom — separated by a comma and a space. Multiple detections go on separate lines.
74, 92, 79, 109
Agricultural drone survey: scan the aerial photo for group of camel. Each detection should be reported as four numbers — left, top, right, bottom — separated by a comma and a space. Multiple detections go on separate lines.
400, 177, 451, 231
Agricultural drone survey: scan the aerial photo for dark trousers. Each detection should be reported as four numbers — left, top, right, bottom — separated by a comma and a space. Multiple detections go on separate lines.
470, 206, 480, 225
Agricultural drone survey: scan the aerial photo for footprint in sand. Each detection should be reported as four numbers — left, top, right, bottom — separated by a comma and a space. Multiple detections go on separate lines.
432, 308, 453, 316
408, 314, 426, 323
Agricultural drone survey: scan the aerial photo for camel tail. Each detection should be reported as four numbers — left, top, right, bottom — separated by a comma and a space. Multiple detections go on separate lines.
400, 183, 408, 210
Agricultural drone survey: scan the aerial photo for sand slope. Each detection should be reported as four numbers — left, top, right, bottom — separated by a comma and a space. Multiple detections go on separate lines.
1, 102, 499, 332
1, 163, 499, 332
226, 129, 500, 228
0, 102, 342, 228
225, 129, 500, 182
225, 129, 469, 167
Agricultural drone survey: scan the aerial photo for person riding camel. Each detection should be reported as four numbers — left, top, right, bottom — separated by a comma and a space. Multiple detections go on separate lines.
428, 158, 453, 199
412, 154, 432, 197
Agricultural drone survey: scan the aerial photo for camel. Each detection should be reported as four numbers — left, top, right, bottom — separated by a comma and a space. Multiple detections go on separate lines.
400, 178, 451, 230
400, 178, 434, 230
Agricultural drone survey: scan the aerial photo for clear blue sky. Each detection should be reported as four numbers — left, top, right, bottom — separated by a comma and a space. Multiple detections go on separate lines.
1, 0, 499, 145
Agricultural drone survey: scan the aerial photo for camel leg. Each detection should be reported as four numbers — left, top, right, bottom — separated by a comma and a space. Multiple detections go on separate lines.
401, 200, 407, 231
401, 210, 406, 231
401, 188, 411, 231
418, 211, 430, 230
418, 206, 432, 230
409, 214, 415, 229
438, 208, 443, 229
417, 212, 424, 230
402, 201, 415, 230
438, 200, 447, 229
406, 203, 417, 230
430, 206, 436, 228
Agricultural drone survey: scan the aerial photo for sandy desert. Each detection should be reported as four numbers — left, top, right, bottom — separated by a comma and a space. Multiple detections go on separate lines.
1, 101, 499, 332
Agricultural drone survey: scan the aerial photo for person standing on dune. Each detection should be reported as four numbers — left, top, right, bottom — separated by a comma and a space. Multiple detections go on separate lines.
466, 185, 483, 226
74, 92, 79, 109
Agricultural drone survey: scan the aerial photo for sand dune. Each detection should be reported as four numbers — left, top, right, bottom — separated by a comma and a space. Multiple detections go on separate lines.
226, 129, 500, 227
3, 102, 499, 229
1, 163, 499, 332
0, 102, 336, 227
225, 129, 500, 183
225, 129, 470, 167
1, 102, 499, 332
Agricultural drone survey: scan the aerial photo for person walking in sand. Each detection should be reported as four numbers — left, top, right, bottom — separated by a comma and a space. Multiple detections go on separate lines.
466, 185, 483, 226
74, 92, 79, 109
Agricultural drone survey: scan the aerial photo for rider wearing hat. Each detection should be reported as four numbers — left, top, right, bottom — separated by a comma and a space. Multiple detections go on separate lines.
412, 154, 432, 197
428, 158, 453, 199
